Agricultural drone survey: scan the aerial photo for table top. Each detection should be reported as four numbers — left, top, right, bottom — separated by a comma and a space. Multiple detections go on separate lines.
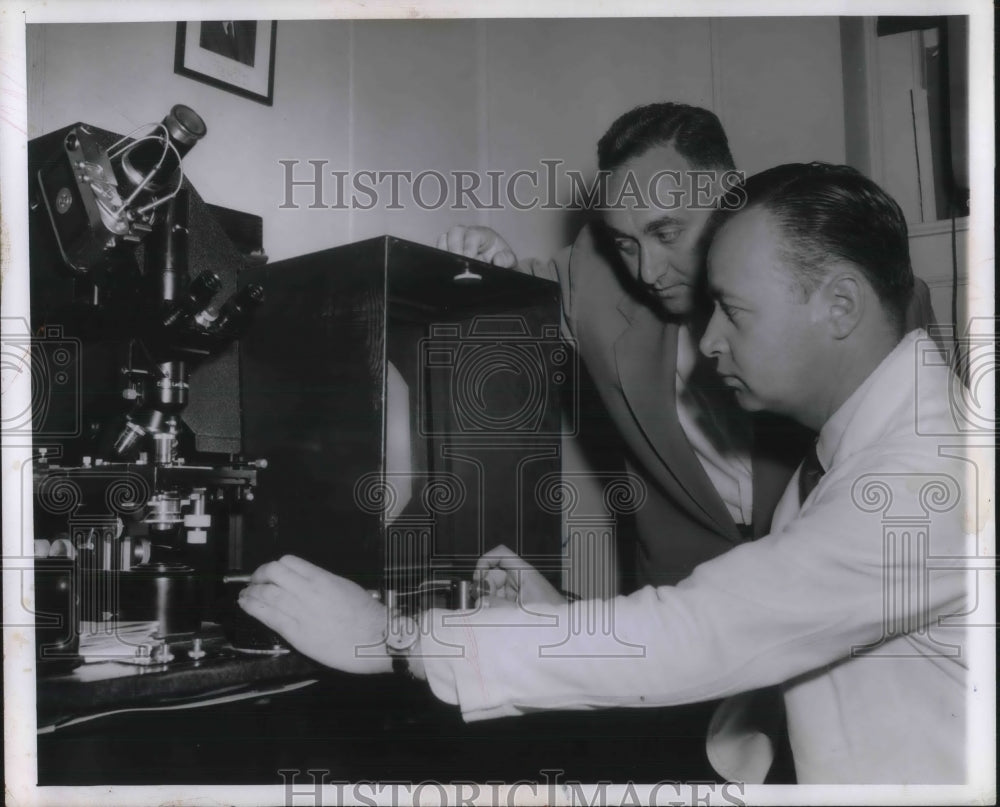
37, 622, 322, 730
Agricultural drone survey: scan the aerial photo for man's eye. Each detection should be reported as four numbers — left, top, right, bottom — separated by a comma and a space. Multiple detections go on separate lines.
656, 229, 682, 245
615, 239, 638, 255
714, 301, 736, 322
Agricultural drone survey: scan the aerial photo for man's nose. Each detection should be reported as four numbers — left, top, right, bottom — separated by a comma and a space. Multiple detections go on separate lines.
699, 310, 727, 357
638, 244, 666, 286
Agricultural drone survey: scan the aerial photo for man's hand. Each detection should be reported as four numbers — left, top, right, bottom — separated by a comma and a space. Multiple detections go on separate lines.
238, 555, 392, 674
436, 225, 518, 268
474, 544, 566, 608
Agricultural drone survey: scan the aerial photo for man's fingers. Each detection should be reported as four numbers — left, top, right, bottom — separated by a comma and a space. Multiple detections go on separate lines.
276, 554, 332, 585
479, 241, 516, 268
475, 544, 521, 573
472, 562, 507, 595
238, 587, 300, 637
439, 226, 467, 254
250, 558, 310, 591
444, 225, 473, 256
251, 555, 337, 591
491, 248, 517, 268
478, 543, 518, 561
445, 226, 465, 255
481, 567, 513, 599
477, 237, 516, 268
462, 227, 485, 259
437, 226, 517, 268
475, 545, 525, 600
240, 581, 304, 621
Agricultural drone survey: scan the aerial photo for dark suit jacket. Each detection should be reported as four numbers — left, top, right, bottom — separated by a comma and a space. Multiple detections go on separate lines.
525, 222, 938, 590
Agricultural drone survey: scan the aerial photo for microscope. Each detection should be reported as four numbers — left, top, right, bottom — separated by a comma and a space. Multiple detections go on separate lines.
29, 106, 267, 669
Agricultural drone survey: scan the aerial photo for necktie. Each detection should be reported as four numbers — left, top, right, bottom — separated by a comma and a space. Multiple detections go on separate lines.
798, 441, 826, 506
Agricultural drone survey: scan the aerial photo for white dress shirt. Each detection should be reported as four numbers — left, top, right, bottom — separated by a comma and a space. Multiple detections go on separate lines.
674, 323, 754, 527
418, 331, 976, 784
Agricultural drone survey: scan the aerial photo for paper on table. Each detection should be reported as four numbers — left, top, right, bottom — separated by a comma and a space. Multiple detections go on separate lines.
77, 620, 158, 663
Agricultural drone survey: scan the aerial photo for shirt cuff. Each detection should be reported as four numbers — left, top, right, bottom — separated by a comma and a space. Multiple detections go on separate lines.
416, 605, 538, 721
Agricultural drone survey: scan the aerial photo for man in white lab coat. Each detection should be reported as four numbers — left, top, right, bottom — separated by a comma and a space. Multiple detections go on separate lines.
240, 163, 974, 784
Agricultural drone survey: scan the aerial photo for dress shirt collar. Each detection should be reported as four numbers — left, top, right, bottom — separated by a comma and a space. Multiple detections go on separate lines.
815, 330, 924, 471
675, 321, 697, 383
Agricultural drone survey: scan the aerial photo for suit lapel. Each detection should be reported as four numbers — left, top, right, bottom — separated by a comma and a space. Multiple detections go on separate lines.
613, 298, 739, 539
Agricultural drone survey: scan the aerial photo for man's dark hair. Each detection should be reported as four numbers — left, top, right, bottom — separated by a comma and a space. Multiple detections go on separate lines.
719, 162, 915, 331
597, 103, 736, 172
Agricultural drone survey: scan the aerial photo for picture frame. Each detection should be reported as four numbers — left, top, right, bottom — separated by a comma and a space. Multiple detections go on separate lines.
174, 21, 276, 106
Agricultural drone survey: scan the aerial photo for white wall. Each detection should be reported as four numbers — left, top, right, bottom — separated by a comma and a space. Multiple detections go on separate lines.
27, 17, 847, 264
348, 20, 481, 245
713, 17, 846, 174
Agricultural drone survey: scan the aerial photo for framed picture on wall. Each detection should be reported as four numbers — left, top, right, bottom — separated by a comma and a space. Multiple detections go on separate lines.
174, 21, 277, 106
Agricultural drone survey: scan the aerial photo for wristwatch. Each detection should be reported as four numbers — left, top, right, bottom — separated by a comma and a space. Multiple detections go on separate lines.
385, 612, 419, 676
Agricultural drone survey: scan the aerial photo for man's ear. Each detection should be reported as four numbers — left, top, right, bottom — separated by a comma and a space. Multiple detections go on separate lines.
820, 270, 864, 339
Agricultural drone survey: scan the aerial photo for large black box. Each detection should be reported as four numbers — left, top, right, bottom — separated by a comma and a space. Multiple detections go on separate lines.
239, 236, 572, 593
